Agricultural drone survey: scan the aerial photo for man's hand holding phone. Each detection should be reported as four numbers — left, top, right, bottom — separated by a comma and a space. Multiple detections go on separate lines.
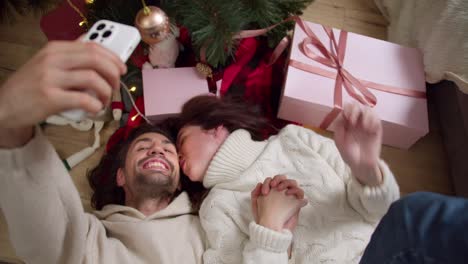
0, 36, 126, 147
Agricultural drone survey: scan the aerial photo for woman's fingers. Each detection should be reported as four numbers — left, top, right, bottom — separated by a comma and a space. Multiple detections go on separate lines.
286, 186, 305, 200
343, 103, 360, 127
361, 107, 381, 134
270, 175, 287, 188
262, 178, 272, 195
277, 179, 298, 191
251, 183, 262, 200
299, 199, 308, 208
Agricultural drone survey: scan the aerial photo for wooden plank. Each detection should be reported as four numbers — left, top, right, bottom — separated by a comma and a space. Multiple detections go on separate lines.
345, 9, 388, 27
382, 98, 453, 195
343, 9, 388, 39
315, 0, 382, 13
303, 1, 387, 39
301, 2, 346, 29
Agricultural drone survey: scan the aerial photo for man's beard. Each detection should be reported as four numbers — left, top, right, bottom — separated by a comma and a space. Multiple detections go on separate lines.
133, 171, 176, 200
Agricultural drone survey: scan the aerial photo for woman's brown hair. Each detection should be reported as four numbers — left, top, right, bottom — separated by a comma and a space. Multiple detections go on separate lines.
177, 95, 276, 211
179, 95, 274, 141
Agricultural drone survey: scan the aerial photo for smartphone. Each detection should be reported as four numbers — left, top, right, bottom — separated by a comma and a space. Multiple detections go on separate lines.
60, 20, 141, 121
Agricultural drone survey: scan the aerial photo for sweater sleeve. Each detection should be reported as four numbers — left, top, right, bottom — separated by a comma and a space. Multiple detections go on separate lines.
243, 221, 292, 264
288, 125, 400, 223
200, 190, 291, 264
0, 126, 89, 264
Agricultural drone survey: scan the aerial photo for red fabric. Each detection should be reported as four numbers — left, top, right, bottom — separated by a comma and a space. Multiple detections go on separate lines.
106, 96, 145, 152
220, 38, 259, 96
40, 0, 86, 41
177, 26, 191, 47
111, 101, 124, 110
175, 26, 197, 68
221, 37, 293, 135
129, 43, 149, 69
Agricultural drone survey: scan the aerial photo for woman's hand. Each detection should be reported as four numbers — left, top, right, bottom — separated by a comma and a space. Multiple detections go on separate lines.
251, 175, 307, 232
334, 103, 383, 186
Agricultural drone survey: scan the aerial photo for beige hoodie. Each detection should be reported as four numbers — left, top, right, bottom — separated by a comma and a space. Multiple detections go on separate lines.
0, 127, 206, 264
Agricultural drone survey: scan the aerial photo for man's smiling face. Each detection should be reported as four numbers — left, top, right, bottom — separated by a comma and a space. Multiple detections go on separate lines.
117, 132, 180, 200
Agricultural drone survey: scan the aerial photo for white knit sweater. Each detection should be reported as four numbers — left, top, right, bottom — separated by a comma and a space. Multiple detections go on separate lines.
200, 125, 400, 264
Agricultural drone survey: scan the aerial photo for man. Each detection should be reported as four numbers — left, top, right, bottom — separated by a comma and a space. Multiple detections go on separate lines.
0, 41, 205, 263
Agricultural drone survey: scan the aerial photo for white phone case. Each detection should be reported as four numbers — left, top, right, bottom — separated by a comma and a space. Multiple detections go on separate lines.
61, 20, 141, 121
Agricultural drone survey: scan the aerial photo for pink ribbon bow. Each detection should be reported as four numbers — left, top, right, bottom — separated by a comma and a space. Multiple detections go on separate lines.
290, 18, 426, 129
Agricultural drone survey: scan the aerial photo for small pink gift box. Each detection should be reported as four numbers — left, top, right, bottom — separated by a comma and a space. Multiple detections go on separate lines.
143, 67, 213, 122
278, 20, 428, 149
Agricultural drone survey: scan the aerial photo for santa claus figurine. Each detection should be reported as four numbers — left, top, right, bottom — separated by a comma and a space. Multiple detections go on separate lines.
142, 25, 180, 69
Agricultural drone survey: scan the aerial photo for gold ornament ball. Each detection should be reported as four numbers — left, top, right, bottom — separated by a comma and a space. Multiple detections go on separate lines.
135, 6, 170, 45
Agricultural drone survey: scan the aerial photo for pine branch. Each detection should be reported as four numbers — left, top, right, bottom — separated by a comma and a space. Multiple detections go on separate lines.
166, 0, 314, 67
168, 0, 250, 67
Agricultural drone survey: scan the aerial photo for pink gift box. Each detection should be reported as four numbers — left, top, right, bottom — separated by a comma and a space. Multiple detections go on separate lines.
278, 20, 428, 149
143, 67, 213, 122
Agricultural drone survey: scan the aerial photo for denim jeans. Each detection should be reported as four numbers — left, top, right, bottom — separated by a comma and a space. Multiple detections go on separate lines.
360, 192, 468, 264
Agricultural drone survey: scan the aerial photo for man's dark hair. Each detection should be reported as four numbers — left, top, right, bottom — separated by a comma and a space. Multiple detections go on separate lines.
87, 120, 177, 210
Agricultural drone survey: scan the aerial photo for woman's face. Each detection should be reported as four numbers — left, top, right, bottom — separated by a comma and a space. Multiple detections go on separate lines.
177, 125, 228, 182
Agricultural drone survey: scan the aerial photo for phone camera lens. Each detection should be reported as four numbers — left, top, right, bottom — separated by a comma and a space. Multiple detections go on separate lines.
89, 32, 99, 40
103, 30, 112, 38
96, 23, 106, 30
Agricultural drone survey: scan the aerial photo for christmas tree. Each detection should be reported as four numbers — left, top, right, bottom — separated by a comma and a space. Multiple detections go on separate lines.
81, 0, 314, 129
85, 0, 314, 67
165, 0, 313, 67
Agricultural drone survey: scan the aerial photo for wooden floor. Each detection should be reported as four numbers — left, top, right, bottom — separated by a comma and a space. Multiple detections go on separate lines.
0, 0, 454, 262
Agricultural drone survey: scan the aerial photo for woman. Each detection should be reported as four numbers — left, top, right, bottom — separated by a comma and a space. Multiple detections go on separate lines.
177, 95, 400, 263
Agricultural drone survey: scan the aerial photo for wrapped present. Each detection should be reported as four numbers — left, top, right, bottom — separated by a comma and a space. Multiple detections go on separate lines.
278, 19, 428, 149
143, 67, 216, 122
